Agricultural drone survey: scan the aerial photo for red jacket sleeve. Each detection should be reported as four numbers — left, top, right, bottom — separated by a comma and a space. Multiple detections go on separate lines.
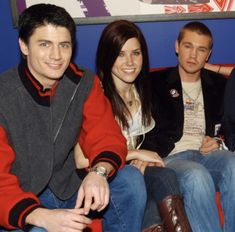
78, 76, 127, 171
0, 126, 40, 230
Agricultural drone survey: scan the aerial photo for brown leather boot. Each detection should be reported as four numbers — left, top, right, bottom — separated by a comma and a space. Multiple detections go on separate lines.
158, 195, 192, 232
142, 224, 165, 232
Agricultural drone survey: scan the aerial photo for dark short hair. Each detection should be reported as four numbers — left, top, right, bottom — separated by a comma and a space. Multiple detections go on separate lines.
18, 3, 76, 47
177, 21, 213, 49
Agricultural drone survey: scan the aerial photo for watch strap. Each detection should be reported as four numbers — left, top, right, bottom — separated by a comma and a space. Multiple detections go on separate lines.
89, 166, 108, 179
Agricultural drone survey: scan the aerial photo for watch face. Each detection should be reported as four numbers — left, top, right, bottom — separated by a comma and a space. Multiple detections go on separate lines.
97, 166, 106, 173
90, 166, 108, 178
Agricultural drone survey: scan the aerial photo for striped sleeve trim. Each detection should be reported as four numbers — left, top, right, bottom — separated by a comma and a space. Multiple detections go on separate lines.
9, 198, 41, 229
91, 151, 122, 179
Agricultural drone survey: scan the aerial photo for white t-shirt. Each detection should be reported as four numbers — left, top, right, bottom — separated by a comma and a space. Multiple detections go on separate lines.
170, 80, 205, 155
122, 105, 155, 150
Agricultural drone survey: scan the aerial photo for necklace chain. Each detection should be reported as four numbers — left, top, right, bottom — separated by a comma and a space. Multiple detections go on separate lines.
182, 86, 202, 102
122, 85, 135, 108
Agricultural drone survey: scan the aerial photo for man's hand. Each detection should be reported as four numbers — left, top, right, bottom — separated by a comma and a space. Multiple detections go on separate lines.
199, 136, 219, 155
75, 162, 113, 215
26, 207, 92, 232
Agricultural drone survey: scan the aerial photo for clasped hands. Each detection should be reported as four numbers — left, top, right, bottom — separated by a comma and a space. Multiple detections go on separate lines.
129, 149, 165, 174
26, 165, 110, 232
199, 136, 220, 155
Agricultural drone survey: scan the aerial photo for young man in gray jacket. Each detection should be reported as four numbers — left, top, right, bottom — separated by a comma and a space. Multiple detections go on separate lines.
0, 4, 146, 232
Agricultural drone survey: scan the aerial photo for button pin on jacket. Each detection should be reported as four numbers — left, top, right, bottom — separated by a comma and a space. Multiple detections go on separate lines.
170, 89, 179, 98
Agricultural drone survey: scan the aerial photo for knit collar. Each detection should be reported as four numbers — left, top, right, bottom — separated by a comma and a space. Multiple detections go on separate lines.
18, 59, 83, 106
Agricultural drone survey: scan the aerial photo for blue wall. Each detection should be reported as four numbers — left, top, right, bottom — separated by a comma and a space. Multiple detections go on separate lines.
1, 0, 235, 74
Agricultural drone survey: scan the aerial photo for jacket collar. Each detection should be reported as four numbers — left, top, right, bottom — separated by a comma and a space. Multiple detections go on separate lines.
18, 60, 82, 106
167, 66, 221, 136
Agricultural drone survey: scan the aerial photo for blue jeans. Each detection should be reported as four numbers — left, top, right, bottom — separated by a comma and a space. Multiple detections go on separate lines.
164, 149, 235, 232
142, 166, 181, 229
0, 165, 146, 232
102, 165, 146, 231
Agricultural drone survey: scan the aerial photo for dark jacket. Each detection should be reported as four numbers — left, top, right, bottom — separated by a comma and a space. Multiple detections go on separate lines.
141, 66, 227, 157
223, 68, 235, 151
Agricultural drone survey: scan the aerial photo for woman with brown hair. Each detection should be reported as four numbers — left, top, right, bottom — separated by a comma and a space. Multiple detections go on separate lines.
76, 20, 192, 232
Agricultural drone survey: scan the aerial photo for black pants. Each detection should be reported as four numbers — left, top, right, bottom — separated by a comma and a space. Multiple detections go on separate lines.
142, 166, 181, 229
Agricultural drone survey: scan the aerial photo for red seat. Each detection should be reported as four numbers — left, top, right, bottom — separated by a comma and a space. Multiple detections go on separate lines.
85, 219, 102, 232
216, 192, 224, 226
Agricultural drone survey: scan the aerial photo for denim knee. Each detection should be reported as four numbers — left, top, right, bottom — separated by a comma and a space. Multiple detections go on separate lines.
110, 165, 147, 205
105, 165, 147, 231
179, 166, 215, 198
217, 152, 235, 191
220, 151, 235, 174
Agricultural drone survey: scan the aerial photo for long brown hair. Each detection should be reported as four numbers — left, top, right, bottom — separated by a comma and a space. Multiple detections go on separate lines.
96, 20, 151, 129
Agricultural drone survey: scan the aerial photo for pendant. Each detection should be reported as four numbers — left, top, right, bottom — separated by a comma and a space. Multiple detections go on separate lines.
127, 100, 133, 107
185, 100, 194, 111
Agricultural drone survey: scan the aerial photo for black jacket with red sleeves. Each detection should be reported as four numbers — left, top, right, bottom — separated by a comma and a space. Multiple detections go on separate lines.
141, 66, 227, 157
0, 61, 126, 230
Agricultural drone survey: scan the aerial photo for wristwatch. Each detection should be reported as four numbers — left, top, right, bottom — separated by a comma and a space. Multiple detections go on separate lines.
214, 137, 224, 150
89, 166, 108, 179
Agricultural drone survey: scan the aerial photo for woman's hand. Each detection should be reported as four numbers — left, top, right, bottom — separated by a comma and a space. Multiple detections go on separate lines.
127, 149, 164, 166
128, 149, 165, 174
130, 160, 163, 174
